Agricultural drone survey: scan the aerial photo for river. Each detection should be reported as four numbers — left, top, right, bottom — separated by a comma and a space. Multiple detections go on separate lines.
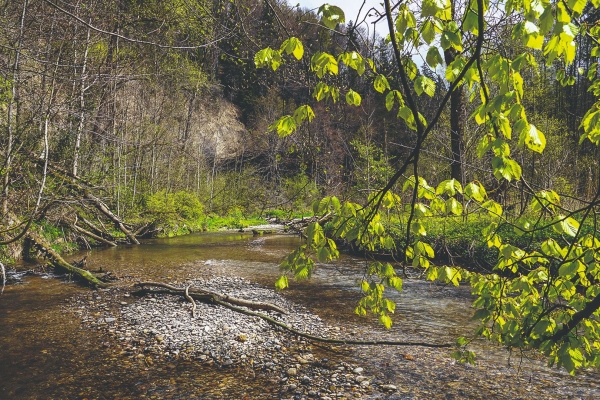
1, 232, 599, 399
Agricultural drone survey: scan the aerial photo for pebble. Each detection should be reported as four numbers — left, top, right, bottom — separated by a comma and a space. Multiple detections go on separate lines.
287, 367, 298, 376
353, 367, 363, 374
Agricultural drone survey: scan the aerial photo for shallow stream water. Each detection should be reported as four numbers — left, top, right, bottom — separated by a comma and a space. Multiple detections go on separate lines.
1, 232, 599, 399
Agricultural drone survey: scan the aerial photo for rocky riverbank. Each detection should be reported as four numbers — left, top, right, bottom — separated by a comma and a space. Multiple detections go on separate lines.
66, 275, 396, 399
64, 270, 600, 399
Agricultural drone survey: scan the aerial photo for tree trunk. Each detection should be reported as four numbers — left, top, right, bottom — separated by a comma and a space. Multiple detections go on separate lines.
72, 23, 91, 177
2, 0, 28, 216
444, 47, 466, 186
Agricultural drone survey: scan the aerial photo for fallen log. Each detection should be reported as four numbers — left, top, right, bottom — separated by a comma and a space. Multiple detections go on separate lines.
25, 231, 108, 288
135, 282, 287, 314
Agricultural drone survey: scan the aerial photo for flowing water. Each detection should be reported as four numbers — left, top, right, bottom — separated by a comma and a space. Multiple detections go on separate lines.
1, 232, 599, 398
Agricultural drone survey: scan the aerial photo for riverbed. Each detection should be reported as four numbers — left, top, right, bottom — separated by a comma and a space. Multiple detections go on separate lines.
1, 232, 599, 399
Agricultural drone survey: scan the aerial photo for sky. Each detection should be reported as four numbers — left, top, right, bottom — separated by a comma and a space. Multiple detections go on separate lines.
297, 0, 389, 37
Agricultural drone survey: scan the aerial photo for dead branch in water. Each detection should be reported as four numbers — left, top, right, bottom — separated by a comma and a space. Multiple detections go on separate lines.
25, 231, 108, 288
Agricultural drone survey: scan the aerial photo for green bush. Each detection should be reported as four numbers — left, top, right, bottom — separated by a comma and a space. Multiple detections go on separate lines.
143, 190, 205, 236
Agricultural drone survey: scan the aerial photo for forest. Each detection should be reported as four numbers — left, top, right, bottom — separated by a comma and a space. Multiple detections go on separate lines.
1, 0, 600, 375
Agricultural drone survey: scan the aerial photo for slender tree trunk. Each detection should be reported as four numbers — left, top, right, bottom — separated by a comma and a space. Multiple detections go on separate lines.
444, 47, 466, 186
73, 22, 91, 177
2, 0, 28, 216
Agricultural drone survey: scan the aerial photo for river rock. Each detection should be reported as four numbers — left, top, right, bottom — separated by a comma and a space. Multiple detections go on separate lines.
287, 367, 298, 376
381, 384, 398, 391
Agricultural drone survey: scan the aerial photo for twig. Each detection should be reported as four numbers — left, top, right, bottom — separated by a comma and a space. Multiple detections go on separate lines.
185, 284, 196, 318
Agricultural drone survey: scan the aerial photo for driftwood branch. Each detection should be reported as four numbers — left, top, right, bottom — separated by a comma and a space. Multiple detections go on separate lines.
214, 299, 453, 348
25, 231, 108, 288
134, 282, 453, 348
136, 282, 288, 314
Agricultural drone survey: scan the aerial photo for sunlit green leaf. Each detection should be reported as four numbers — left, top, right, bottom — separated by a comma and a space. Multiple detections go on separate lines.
275, 275, 289, 290
318, 4, 345, 29
414, 76, 436, 97
280, 37, 304, 60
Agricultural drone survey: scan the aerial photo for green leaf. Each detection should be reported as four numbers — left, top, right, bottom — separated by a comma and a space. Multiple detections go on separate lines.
446, 197, 463, 215
492, 157, 522, 181
446, 56, 467, 82
436, 179, 463, 196
374, 75, 391, 94
396, 4, 416, 34
280, 37, 304, 60
318, 4, 345, 29
411, 220, 427, 236
275, 275, 289, 290
346, 89, 362, 106
441, 29, 463, 52
422, 0, 451, 19
472, 308, 491, 321
422, 20, 436, 44
520, 123, 546, 153
385, 91, 395, 111
567, 0, 586, 14
398, 106, 417, 130
482, 200, 503, 217
464, 10, 479, 35
379, 314, 393, 329
414, 76, 436, 97
311, 52, 338, 78
254, 47, 283, 70
558, 261, 581, 278
269, 115, 296, 137
389, 276, 403, 291
556, 3, 571, 23
426, 46, 444, 69
292, 105, 315, 124
553, 215, 580, 237
339, 51, 366, 75
317, 246, 331, 262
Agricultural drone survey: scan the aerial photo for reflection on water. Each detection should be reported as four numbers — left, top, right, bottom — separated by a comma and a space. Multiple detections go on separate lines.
1, 232, 599, 398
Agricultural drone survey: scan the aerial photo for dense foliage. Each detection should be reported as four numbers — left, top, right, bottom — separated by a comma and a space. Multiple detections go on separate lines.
259, 1, 600, 374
